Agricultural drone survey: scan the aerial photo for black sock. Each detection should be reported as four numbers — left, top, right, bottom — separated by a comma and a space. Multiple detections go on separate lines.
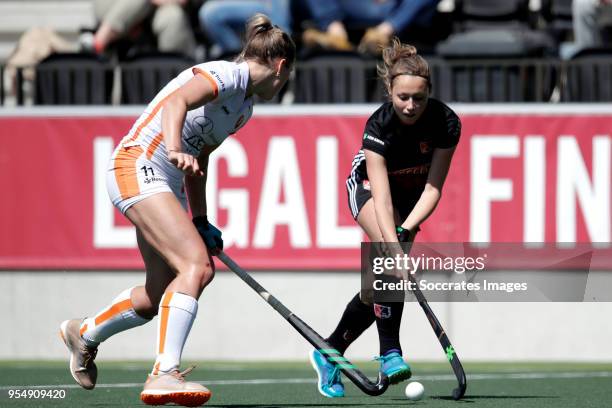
374, 301, 404, 356
326, 293, 375, 354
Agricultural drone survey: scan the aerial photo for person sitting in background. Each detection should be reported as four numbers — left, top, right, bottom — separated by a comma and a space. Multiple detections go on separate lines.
198, 0, 292, 59
301, 0, 440, 55
572, 0, 612, 53
90, 0, 198, 57
5, 27, 76, 100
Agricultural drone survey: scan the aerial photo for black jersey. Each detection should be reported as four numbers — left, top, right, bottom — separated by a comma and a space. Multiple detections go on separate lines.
348, 98, 461, 206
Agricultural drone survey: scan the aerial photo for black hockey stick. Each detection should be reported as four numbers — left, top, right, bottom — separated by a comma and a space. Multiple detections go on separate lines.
406, 271, 467, 400
217, 251, 389, 396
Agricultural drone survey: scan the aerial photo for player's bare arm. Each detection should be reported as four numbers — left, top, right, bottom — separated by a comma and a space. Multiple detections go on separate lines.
186, 144, 220, 218
401, 145, 456, 231
161, 74, 218, 176
365, 149, 398, 242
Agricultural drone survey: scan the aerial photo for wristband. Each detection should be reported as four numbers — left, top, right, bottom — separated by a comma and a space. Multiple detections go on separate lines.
396, 226, 414, 242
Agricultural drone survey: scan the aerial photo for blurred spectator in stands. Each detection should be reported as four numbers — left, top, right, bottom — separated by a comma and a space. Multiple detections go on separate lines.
198, 0, 292, 59
89, 0, 197, 57
572, 0, 612, 52
301, 0, 440, 55
6, 27, 76, 97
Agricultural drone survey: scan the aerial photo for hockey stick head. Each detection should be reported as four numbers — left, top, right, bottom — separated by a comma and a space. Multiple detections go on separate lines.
338, 365, 389, 396
373, 372, 390, 395
451, 365, 467, 399
452, 386, 465, 400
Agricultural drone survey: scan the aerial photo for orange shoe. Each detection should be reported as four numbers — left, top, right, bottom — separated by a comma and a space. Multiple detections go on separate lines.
140, 367, 211, 407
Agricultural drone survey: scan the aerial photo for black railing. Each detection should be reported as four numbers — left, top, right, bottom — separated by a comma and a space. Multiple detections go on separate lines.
3, 55, 612, 105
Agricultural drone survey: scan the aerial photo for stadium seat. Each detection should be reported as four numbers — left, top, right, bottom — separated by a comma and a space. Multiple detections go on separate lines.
457, 0, 531, 30
437, 0, 554, 58
540, 0, 573, 44
120, 52, 195, 105
432, 58, 557, 102
294, 54, 369, 103
433, 0, 557, 102
563, 48, 612, 101
34, 53, 113, 105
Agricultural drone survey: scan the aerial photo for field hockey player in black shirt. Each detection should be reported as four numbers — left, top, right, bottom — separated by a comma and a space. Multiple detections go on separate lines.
310, 38, 461, 398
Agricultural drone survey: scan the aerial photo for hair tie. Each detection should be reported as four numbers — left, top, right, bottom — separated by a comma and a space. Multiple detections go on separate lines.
257, 24, 273, 34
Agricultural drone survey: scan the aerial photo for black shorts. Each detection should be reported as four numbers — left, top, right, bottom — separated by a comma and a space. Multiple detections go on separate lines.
346, 177, 418, 221
346, 177, 373, 220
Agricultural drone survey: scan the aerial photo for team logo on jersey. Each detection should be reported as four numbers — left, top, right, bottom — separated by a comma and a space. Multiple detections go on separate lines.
420, 141, 432, 153
363, 179, 371, 190
364, 132, 385, 146
194, 115, 214, 136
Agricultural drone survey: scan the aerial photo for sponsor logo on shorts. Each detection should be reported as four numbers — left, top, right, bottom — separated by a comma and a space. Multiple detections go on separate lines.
364, 133, 385, 146
143, 177, 165, 184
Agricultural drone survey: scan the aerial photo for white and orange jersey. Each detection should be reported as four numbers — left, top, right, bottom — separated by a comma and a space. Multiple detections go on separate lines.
119, 59, 253, 159
107, 60, 253, 214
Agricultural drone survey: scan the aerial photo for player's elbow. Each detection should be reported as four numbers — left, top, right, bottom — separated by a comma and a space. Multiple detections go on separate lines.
423, 184, 442, 203
374, 196, 393, 214
163, 92, 189, 115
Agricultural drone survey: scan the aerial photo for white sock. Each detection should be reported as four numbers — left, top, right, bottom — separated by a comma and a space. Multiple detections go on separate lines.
80, 287, 150, 347
152, 292, 198, 375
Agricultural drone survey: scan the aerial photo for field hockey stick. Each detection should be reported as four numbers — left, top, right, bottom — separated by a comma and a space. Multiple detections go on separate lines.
217, 251, 390, 396
406, 271, 467, 400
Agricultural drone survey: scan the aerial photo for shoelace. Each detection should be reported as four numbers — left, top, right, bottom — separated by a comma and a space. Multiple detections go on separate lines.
80, 345, 98, 368
326, 365, 341, 387
169, 366, 196, 382
373, 354, 394, 364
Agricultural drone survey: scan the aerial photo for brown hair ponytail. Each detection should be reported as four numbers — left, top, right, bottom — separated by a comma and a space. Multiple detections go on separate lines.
377, 38, 430, 94
239, 13, 296, 69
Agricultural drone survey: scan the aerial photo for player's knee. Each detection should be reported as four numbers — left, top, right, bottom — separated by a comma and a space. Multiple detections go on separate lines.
183, 257, 215, 289
134, 294, 160, 318
137, 304, 158, 319
197, 270, 214, 294
192, 259, 214, 288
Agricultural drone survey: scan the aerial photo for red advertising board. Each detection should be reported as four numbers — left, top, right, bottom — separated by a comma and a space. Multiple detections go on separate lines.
0, 106, 610, 269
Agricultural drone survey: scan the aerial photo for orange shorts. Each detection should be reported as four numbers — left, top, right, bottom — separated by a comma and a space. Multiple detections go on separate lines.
106, 144, 187, 214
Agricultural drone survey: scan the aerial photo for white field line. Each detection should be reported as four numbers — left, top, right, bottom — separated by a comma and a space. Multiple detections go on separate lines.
1, 371, 611, 390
